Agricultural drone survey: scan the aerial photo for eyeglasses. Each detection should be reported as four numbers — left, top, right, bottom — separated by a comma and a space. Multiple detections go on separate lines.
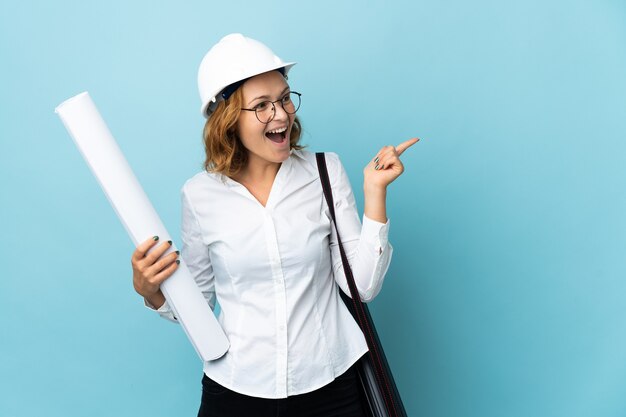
241, 91, 302, 124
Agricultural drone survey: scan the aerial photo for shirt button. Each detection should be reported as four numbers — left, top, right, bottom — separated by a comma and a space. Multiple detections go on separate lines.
275, 279, 282, 284
279, 325, 285, 331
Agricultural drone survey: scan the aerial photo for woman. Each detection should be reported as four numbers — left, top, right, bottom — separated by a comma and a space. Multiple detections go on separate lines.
131, 33, 417, 417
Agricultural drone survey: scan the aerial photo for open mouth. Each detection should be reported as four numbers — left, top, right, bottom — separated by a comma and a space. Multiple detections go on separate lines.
265, 126, 288, 143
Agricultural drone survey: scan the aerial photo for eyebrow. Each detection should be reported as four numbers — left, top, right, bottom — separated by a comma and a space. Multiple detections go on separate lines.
248, 86, 290, 106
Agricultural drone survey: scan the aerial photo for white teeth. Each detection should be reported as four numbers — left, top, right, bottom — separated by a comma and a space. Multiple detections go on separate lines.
267, 127, 287, 134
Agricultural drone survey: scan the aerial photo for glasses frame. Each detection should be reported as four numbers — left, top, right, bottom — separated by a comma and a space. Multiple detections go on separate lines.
241, 91, 302, 124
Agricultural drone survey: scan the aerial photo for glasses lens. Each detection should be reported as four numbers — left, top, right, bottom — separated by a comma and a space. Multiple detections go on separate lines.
255, 102, 275, 124
283, 92, 301, 114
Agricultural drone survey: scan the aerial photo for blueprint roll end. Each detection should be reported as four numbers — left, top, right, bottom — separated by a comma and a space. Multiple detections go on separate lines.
55, 91, 90, 115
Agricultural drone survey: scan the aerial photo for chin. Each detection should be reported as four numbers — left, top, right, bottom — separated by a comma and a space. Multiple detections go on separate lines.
274, 149, 292, 162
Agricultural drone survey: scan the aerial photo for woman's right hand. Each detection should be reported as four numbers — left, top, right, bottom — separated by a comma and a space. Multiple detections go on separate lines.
131, 236, 180, 309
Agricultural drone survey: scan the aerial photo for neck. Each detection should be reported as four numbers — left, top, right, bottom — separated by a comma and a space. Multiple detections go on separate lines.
234, 157, 281, 185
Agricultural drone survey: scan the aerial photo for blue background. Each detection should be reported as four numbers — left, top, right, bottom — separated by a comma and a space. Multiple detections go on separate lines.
2, 1, 626, 416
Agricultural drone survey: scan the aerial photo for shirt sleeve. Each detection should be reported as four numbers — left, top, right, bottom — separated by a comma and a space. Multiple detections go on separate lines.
143, 185, 217, 321
326, 152, 393, 302
143, 298, 177, 323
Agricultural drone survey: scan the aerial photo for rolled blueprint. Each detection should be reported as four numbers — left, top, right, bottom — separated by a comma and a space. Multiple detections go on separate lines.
55, 92, 229, 362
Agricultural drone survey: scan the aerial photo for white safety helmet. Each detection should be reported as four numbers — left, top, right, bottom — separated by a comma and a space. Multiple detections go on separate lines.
198, 33, 296, 119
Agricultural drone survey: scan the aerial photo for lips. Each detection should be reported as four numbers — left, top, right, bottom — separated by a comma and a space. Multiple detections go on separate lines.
265, 126, 288, 143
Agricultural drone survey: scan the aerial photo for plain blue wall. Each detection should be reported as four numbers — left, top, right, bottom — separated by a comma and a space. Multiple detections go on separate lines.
2, 1, 626, 416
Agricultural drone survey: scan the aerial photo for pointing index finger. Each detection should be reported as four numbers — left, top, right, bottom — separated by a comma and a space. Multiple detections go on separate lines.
396, 137, 420, 156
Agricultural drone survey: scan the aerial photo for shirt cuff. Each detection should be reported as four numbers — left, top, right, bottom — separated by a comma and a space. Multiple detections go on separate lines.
144, 298, 172, 314
361, 215, 390, 251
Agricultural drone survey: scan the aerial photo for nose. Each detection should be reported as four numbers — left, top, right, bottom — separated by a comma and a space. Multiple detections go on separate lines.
272, 101, 289, 122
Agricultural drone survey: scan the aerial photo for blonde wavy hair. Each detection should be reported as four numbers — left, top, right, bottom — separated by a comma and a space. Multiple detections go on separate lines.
203, 87, 304, 177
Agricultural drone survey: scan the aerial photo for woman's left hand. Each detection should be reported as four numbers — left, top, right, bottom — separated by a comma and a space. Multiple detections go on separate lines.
364, 138, 419, 190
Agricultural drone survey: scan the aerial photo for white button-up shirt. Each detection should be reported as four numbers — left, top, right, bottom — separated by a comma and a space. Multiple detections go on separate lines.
151, 150, 392, 399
